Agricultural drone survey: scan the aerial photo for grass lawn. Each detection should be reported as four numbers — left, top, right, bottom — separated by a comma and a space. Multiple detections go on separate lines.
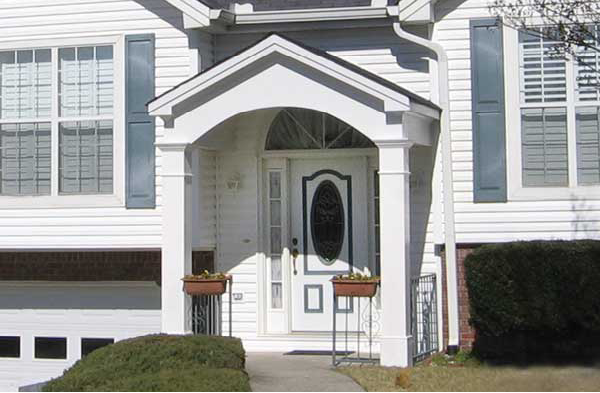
338, 353, 600, 392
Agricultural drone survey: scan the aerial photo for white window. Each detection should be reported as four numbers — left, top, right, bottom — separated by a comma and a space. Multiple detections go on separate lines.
507, 27, 600, 199
0, 40, 120, 200
0, 50, 52, 195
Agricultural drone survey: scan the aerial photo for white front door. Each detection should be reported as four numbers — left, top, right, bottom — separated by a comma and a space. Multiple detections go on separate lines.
290, 157, 369, 332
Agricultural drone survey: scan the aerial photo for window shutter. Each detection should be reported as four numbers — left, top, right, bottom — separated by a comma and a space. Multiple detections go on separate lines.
125, 34, 155, 208
470, 18, 507, 202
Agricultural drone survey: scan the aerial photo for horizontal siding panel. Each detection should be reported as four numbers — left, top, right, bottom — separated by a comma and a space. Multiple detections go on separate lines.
0, 0, 192, 248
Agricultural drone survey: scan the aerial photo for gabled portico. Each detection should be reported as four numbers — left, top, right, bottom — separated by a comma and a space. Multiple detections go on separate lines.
148, 33, 439, 367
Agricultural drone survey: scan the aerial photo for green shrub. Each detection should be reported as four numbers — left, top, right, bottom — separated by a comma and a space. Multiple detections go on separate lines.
464, 240, 600, 360
43, 335, 250, 392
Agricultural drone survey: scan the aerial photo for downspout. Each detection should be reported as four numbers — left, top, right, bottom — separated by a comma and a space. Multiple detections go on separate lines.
392, 21, 460, 352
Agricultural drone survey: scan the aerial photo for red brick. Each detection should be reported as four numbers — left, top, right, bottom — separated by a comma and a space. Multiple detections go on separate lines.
0, 250, 214, 284
441, 245, 477, 350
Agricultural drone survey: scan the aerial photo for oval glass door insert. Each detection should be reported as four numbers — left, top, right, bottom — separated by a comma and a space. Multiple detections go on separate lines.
310, 180, 344, 264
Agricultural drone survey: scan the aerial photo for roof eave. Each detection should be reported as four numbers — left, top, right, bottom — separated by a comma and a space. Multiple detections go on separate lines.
163, 0, 437, 29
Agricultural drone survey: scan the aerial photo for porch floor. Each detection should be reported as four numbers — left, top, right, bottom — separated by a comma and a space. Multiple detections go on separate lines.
246, 353, 363, 392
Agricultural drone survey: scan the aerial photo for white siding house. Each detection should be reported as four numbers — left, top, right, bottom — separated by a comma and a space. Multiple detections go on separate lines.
0, 0, 597, 390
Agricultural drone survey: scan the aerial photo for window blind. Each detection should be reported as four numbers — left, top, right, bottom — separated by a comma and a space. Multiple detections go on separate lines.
59, 120, 113, 194
576, 106, 600, 184
0, 49, 51, 119
521, 107, 569, 186
519, 31, 567, 103
0, 122, 51, 195
59, 46, 113, 117
576, 25, 600, 102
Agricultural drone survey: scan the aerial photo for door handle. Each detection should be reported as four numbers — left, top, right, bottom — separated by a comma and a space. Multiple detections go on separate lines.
292, 248, 299, 275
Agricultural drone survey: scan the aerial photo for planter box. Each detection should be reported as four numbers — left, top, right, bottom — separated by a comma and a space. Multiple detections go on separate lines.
182, 278, 229, 296
331, 279, 380, 297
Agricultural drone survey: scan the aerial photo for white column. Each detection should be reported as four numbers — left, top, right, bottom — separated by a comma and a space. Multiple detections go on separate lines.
158, 143, 193, 334
377, 140, 414, 367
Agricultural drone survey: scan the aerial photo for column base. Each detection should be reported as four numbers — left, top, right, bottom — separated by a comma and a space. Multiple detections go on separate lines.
380, 335, 413, 367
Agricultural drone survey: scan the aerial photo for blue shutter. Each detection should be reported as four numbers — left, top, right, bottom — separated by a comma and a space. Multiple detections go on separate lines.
470, 19, 507, 202
125, 34, 156, 208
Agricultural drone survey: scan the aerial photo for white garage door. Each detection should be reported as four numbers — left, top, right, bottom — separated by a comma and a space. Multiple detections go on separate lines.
0, 282, 161, 392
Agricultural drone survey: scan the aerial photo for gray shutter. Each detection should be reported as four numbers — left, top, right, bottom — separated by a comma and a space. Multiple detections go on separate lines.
125, 34, 156, 208
470, 18, 507, 202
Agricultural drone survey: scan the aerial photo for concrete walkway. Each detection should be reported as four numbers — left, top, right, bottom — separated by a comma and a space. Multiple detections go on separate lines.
246, 353, 364, 392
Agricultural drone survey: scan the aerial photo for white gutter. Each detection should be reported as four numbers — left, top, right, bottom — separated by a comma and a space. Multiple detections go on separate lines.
392, 21, 460, 351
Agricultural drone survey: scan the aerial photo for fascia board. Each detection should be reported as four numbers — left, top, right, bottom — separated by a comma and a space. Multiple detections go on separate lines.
233, 6, 390, 24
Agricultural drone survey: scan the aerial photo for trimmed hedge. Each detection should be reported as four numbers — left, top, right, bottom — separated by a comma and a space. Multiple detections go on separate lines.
43, 334, 250, 392
464, 240, 600, 360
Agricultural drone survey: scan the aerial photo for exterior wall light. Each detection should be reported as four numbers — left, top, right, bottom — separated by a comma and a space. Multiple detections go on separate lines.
226, 172, 242, 193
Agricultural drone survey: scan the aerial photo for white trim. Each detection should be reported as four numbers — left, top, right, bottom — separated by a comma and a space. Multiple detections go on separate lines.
230, 6, 390, 25
261, 158, 292, 334
163, 0, 211, 28
148, 35, 414, 117
504, 26, 600, 201
164, 0, 392, 29
262, 148, 378, 159
0, 194, 124, 209
378, 171, 411, 176
0, 36, 122, 51
0, 35, 125, 209
161, 173, 194, 178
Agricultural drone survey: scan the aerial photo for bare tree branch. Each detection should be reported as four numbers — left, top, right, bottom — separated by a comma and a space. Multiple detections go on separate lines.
491, 0, 600, 89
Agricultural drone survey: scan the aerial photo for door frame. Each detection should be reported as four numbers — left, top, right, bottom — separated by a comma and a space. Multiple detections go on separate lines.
258, 148, 378, 335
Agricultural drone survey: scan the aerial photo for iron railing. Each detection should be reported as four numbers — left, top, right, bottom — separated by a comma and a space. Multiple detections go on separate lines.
189, 279, 233, 336
411, 274, 439, 362
191, 295, 223, 335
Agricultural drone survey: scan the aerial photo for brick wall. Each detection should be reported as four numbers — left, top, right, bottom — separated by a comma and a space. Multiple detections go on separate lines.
0, 251, 214, 284
441, 245, 477, 350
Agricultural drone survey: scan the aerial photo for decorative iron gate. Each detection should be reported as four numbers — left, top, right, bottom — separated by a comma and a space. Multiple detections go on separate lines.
189, 285, 233, 336
191, 295, 223, 335
411, 274, 439, 362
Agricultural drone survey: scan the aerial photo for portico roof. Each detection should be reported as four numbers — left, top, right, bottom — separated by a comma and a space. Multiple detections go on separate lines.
148, 33, 439, 120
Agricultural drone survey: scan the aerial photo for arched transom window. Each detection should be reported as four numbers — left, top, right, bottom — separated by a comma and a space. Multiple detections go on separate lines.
265, 108, 375, 150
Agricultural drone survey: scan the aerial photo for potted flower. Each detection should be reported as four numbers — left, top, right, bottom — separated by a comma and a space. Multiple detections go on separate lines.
182, 271, 231, 296
331, 272, 380, 297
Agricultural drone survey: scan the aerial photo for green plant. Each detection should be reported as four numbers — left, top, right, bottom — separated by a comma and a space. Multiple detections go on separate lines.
464, 240, 600, 359
333, 272, 380, 281
43, 334, 250, 392
184, 270, 228, 280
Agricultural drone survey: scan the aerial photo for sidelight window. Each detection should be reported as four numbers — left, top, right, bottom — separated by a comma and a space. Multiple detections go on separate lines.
268, 170, 283, 309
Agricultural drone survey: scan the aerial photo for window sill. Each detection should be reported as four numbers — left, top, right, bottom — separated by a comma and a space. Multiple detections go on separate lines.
509, 185, 600, 201
0, 194, 125, 209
